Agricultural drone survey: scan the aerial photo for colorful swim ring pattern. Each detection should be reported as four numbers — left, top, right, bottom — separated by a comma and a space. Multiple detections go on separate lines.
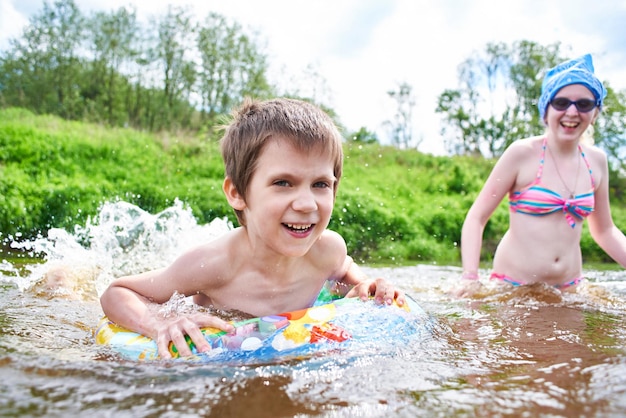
95, 295, 431, 362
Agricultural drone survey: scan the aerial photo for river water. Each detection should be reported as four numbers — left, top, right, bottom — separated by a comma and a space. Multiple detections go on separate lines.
1, 201, 625, 417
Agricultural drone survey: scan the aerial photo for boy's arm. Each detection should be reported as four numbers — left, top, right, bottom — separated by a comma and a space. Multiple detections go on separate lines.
317, 230, 405, 305
100, 251, 233, 358
341, 257, 406, 306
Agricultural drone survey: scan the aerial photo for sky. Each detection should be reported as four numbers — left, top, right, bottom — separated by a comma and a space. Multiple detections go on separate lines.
2, 0, 626, 155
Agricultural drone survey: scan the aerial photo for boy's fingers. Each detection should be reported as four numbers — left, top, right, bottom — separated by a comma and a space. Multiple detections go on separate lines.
193, 314, 235, 334
185, 325, 210, 353
394, 291, 406, 306
343, 285, 366, 300
372, 278, 394, 304
169, 329, 193, 357
156, 333, 172, 359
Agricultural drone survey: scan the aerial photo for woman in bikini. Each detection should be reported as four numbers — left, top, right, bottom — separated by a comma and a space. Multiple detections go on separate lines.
454, 54, 626, 298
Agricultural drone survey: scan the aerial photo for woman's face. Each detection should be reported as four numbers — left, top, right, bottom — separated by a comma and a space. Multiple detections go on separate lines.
544, 84, 599, 143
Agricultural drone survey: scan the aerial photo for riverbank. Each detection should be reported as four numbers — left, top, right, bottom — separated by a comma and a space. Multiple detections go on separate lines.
2, 107, 625, 265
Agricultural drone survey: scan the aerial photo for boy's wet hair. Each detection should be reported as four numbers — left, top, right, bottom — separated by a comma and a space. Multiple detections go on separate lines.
220, 97, 344, 225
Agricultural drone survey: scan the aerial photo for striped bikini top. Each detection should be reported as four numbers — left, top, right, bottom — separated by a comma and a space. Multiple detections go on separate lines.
509, 137, 595, 228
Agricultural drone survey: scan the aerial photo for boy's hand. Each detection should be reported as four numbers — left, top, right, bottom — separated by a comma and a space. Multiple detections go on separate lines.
346, 277, 405, 306
149, 313, 235, 359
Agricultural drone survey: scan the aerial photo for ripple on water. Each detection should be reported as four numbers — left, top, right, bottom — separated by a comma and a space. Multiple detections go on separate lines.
1, 201, 625, 417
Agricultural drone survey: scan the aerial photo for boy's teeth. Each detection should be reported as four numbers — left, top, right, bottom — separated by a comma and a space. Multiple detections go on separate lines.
286, 223, 311, 230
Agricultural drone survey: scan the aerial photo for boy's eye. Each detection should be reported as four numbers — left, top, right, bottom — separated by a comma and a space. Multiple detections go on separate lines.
273, 180, 289, 187
314, 181, 331, 189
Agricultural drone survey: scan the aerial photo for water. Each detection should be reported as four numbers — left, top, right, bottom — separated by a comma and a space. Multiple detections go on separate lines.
1, 201, 626, 417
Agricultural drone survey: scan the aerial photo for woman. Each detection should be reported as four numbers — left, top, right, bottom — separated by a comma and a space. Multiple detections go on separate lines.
454, 54, 626, 298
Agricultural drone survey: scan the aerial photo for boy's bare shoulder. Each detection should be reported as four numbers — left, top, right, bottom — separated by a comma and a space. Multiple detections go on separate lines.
317, 229, 347, 251
306, 229, 349, 274
172, 229, 241, 279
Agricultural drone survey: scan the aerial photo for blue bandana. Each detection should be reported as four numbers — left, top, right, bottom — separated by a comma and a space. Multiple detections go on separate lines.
538, 54, 606, 121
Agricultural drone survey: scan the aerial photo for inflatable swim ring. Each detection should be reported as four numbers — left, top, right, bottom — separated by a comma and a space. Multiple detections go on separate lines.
95, 292, 431, 363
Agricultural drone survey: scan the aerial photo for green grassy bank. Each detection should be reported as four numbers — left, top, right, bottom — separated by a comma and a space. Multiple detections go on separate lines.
1, 107, 624, 266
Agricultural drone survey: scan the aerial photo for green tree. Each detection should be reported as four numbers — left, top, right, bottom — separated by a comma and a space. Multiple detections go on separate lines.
124, 30, 156, 130
436, 85, 481, 156
595, 86, 626, 170
0, 3, 290, 135
87, 6, 139, 126
503, 41, 563, 149
436, 40, 626, 164
349, 127, 378, 144
196, 13, 273, 123
0, 0, 85, 119
436, 41, 564, 157
153, 5, 197, 129
385, 82, 417, 149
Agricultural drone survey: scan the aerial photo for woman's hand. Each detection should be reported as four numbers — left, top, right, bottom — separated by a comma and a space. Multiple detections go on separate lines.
448, 276, 483, 299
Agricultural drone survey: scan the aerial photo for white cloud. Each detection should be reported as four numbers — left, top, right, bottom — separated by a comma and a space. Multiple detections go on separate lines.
0, 0, 29, 46
2, 0, 625, 155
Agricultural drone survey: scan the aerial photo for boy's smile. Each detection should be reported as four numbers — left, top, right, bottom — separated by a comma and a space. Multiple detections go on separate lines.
284, 223, 314, 234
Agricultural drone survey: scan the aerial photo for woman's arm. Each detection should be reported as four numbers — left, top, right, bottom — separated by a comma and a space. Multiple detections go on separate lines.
587, 150, 626, 267
461, 145, 522, 276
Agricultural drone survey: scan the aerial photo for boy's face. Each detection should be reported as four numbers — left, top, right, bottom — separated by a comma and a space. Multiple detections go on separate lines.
236, 137, 337, 257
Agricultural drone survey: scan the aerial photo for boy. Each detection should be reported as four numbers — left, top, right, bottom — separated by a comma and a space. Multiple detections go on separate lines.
100, 97, 405, 359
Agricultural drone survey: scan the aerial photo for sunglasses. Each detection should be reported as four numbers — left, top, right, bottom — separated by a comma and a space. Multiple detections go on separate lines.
550, 97, 598, 113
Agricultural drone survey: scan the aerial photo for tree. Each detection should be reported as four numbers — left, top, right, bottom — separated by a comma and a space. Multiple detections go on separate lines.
436, 41, 626, 167
504, 41, 563, 148
153, 5, 197, 129
88, 6, 139, 126
436, 76, 482, 155
349, 127, 378, 144
436, 41, 563, 157
196, 13, 273, 124
0, 0, 85, 119
385, 82, 417, 149
595, 86, 626, 170
0, 3, 287, 135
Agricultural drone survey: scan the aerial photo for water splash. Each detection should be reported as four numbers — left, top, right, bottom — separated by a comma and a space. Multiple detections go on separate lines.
156, 290, 198, 318
2, 199, 232, 298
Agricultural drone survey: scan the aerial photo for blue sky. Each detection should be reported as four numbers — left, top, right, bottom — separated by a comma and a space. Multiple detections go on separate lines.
2, 0, 625, 154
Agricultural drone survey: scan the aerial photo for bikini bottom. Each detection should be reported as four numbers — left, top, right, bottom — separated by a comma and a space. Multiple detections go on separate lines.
489, 273, 584, 289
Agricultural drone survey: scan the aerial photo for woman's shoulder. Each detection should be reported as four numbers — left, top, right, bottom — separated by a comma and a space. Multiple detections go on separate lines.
581, 142, 607, 158
581, 142, 608, 171
509, 135, 543, 150
501, 135, 543, 160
